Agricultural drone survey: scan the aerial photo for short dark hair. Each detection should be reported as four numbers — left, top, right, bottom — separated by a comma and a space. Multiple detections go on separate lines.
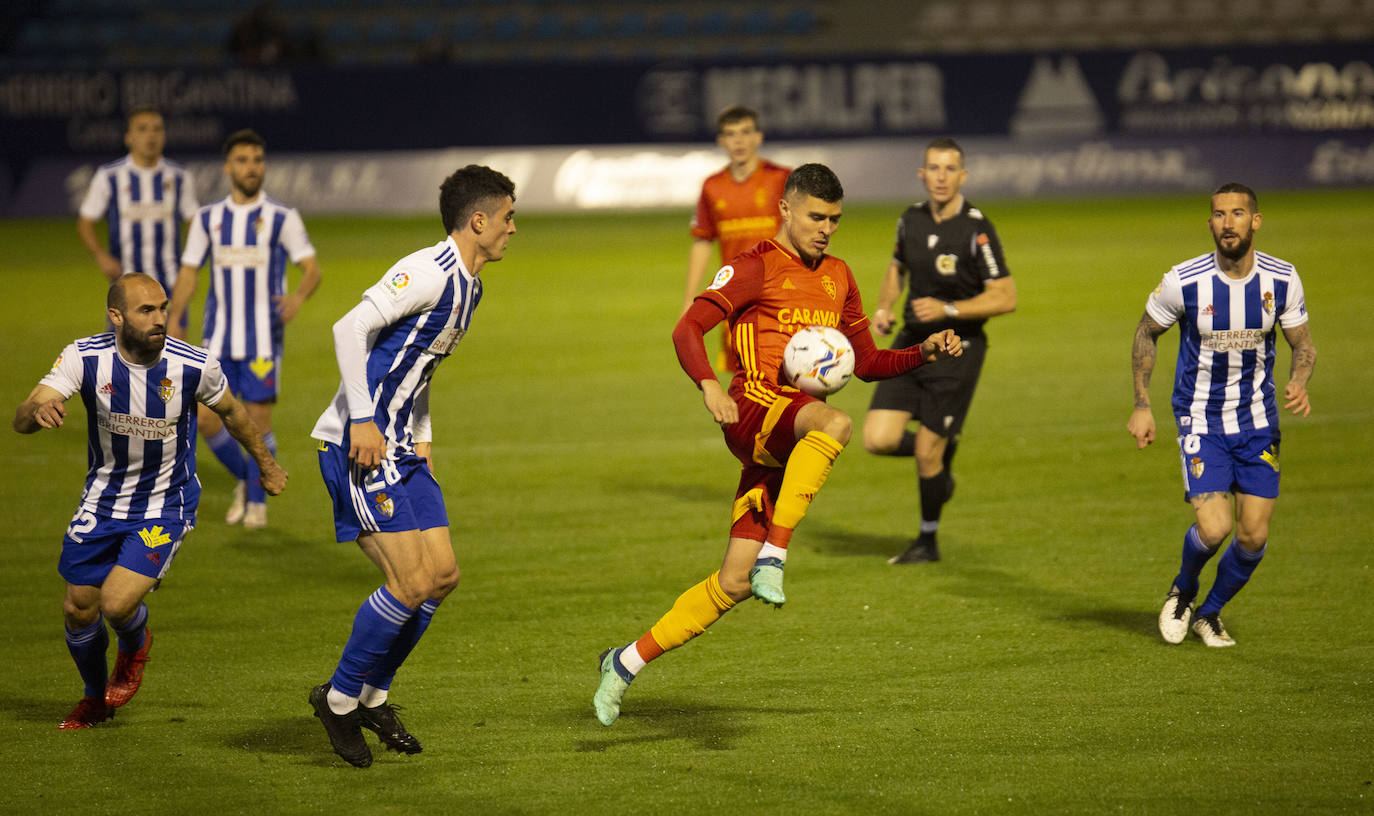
783, 163, 844, 203
925, 137, 965, 164
1212, 182, 1258, 211
125, 107, 162, 130
222, 128, 266, 157
717, 105, 760, 132
439, 165, 516, 235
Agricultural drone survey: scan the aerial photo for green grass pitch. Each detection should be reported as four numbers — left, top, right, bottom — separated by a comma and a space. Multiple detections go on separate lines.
1, 190, 1371, 814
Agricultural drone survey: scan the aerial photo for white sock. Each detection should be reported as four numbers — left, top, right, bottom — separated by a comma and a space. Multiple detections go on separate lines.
618, 642, 647, 675
920, 520, 940, 535
358, 684, 388, 708
757, 542, 788, 564
326, 686, 359, 715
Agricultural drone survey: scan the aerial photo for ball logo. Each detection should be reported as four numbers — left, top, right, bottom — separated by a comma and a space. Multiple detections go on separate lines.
708, 265, 734, 290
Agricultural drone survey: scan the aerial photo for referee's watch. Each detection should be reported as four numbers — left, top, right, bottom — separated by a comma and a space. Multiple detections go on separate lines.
943, 301, 960, 318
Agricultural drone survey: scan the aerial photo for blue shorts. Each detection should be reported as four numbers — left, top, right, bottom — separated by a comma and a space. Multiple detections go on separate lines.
1176, 425, 1281, 500
317, 441, 448, 543
58, 511, 189, 586
221, 354, 281, 403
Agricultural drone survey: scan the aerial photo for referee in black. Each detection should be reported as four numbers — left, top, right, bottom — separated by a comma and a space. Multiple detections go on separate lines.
863, 138, 1017, 564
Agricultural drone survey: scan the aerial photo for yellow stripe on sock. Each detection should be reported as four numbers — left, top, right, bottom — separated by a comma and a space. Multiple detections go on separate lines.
648, 571, 737, 652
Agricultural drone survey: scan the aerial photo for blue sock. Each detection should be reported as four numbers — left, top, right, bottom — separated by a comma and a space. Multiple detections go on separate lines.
111, 602, 148, 654
364, 599, 440, 691
65, 616, 109, 699
1197, 542, 1266, 618
205, 427, 247, 481
246, 431, 275, 504
1172, 524, 1221, 599
330, 586, 416, 698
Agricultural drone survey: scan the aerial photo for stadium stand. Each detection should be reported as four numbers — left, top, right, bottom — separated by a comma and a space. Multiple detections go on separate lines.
1, 0, 1370, 70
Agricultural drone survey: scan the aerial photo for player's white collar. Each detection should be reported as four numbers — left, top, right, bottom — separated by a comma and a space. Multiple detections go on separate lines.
442, 235, 477, 282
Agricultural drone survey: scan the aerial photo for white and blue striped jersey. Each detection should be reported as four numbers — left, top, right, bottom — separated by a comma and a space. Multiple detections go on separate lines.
311, 236, 482, 454
181, 192, 315, 362
39, 334, 229, 522
78, 156, 200, 292
1145, 250, 1308, 436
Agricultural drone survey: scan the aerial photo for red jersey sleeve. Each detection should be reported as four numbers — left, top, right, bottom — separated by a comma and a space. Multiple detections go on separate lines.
673, 298, 727, 385
837, 265, 925, 380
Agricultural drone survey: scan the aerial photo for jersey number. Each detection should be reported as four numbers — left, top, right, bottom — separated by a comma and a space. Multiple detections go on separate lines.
66, 510, 98, 543
360, 459, 402, 492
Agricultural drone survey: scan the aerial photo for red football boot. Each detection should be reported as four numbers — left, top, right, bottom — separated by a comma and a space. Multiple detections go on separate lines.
105, 628, 153, 707
59, 696, 114, 729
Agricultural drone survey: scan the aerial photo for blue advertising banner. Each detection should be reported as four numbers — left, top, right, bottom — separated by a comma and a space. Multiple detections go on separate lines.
1, 42, 1369, 214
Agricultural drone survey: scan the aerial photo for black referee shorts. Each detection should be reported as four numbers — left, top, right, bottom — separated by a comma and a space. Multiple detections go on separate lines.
867, 329, 987, 438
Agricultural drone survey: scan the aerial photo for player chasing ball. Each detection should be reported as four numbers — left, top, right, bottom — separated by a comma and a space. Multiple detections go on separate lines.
14, 274, 285, 729
592, 163, 962, 726
1128, 182, 1315, 648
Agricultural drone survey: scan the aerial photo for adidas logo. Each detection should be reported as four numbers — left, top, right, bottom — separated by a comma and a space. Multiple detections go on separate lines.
1202, 305, 1216, 316
98, 382, 114, 395
782, 278, 797, 290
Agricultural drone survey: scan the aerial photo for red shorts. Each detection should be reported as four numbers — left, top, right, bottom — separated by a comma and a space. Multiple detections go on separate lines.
722, 382, 820, 541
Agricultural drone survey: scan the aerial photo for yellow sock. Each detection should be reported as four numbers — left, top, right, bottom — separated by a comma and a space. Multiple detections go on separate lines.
647, 572, 737, 653
772, 431, 844, 532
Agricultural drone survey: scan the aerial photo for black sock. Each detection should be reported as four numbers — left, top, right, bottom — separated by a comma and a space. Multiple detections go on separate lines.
919, 472, 947, 526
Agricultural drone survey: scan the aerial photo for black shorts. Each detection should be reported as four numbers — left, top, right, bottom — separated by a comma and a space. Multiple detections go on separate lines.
868, 329, 987, 437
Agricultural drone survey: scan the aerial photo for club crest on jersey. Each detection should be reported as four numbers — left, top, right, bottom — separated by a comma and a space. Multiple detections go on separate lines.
936, 253, 958, 276
753, 189, 769, 208
1262, 291, 1274, 315
157, 378, 175, 403
373, 492, 395, 518
708, 265, 734, 290
253, 217, 265, 235
1189, 457, 1205, 479
821, 275, 836, 300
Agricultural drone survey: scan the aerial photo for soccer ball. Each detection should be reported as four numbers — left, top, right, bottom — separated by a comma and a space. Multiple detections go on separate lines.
782, 326, 854, 397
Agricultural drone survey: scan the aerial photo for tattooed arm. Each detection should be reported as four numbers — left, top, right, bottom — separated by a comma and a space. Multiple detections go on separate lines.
1128, 311, 1169, 449
1281, 323, 1316, 417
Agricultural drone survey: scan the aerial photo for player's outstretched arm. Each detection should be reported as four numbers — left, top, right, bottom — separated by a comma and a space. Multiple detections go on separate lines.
1282, 323, 1316, 416
211, 389, 288, 495
1128, 311, 1168, 449
13, 385, 68, 433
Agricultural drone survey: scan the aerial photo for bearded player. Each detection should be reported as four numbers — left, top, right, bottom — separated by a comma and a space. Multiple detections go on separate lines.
593, 164, 962, 725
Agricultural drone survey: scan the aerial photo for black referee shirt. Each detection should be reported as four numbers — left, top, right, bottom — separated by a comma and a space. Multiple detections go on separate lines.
893, 199, 1010, 338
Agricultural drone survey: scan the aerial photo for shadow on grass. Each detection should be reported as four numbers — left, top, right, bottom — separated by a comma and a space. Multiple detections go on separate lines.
799, 521, 903, 558
574, 697, 822, 752
932, 563, 1158, 641
225, 716, 362, 767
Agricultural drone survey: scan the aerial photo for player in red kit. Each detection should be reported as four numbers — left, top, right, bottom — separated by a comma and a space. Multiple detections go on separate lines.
594, 164, 962, 726
685, 105, 790, 369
